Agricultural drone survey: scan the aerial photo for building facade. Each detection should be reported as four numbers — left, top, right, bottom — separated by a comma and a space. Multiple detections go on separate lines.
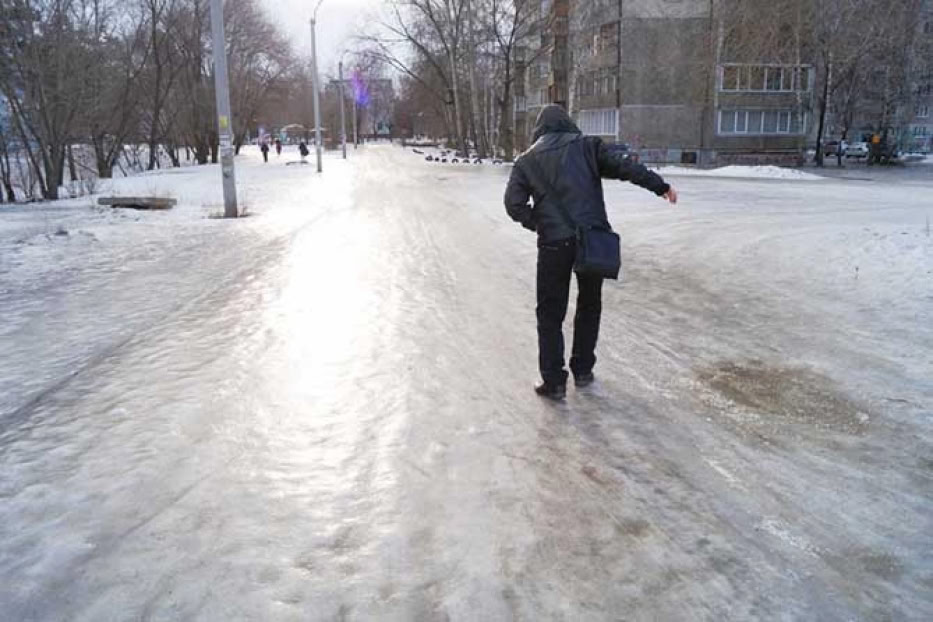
516, 0, 815, 165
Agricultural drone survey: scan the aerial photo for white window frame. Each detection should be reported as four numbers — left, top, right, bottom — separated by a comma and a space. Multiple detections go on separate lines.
778, 110, 791, 132
720, 110, 737, 133
765, 67, 784, 92
721, 66, 739, 91
578, 108, 619, 137
719, 64, 812, 93
917, 104, 930, 119
718, 109, 804, 135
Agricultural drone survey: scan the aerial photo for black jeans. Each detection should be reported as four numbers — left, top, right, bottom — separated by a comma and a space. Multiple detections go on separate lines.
536, 238, 603, 385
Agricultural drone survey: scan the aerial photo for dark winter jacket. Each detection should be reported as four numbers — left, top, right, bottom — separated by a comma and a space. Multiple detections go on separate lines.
504, 105, 670, 244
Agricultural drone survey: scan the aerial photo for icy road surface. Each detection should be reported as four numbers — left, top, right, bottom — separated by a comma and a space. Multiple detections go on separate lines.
1, 146, 931, 621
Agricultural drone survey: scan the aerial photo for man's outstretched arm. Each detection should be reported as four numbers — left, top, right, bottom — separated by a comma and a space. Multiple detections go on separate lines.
504, 161, 537, 230
596, 140, 678, 203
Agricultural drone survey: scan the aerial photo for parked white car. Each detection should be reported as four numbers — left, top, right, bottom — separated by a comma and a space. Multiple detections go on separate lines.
845, 142, 870, 158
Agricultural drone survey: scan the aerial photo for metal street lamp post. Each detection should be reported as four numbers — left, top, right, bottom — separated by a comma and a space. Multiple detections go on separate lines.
338, 61, 347, 159
309, 0, 324, 173
209, 0, 237, 217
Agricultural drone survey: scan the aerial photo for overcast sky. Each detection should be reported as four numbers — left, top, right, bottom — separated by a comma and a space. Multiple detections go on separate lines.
261, 0, 382, 78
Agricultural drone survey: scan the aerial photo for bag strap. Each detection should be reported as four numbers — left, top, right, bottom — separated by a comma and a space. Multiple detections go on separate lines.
526, 139, 578, 232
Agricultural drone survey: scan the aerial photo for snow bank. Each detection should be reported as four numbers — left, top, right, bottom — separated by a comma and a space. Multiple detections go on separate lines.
653, 164, 826, 181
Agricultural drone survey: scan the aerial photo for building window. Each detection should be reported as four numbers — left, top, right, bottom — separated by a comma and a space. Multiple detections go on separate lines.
750, 66, 766, 90
762, 110, 779, 132
586, 67, 616, 96
527, 89, 542, 108
718, 109, 806, 135
721, 110, 736, 133
913, 125, 930, 136
917, 104, 930, 118
765, 68, 784, 91
778, 111, 791, 132
578, 74, 593, 97
596, 22, 619, 54
722, 65, 740, 91
720, 64, 811, 92
578, 70, 608, 97
578, 108, 618, 136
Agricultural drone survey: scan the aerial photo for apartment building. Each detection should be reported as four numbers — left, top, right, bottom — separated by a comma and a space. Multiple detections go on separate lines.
517, 0, 814, 165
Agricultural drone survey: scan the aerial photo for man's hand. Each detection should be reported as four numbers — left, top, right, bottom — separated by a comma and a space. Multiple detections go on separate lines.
663, 187, 678, 204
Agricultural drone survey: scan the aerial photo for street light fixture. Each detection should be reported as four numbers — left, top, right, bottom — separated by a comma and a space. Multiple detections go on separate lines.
309, 0, 324, 173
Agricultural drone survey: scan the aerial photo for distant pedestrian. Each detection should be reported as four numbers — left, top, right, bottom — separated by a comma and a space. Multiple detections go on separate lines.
275, 138, 282, 157
299, 141, 309, 162
868, 133, 882, 166
837, 138, 847, 167
260, 140, 270, 163
504, 104, 677, 400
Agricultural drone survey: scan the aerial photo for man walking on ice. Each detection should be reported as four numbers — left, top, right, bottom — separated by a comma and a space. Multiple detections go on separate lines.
504, 104, 678, 400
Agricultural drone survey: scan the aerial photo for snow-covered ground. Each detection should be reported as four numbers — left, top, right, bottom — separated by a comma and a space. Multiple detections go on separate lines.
652, 164, 827, 180
1, 145, 931, 620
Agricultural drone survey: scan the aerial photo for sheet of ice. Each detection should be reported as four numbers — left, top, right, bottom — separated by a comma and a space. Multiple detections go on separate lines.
0, 145, 354, 418
1, 145, 930, 620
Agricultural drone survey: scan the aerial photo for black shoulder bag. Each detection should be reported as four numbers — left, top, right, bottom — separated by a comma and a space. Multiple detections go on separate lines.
530, 143, 621, 280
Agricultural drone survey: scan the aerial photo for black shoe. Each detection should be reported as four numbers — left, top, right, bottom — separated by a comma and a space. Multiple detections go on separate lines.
574, 372, 595, 387
535, 382, 566, 401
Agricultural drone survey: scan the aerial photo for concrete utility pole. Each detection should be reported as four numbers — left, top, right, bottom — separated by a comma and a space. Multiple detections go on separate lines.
209, 0, 237, 218
353, 95, 358, 148
310, 0, 324, 173
339, 61, 347, 159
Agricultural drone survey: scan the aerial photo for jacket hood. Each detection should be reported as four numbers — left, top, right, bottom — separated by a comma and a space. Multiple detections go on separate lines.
532, 104, 581, 142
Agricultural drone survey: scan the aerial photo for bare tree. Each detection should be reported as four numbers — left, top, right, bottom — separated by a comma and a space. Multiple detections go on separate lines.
224, 0, 294, 152
0, 1, 98, 199
138, 0, 182, 170
0, 96, 16, 202
78, 1, 153, 178
361, 0, 471, 152
488, 0, 549, 159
